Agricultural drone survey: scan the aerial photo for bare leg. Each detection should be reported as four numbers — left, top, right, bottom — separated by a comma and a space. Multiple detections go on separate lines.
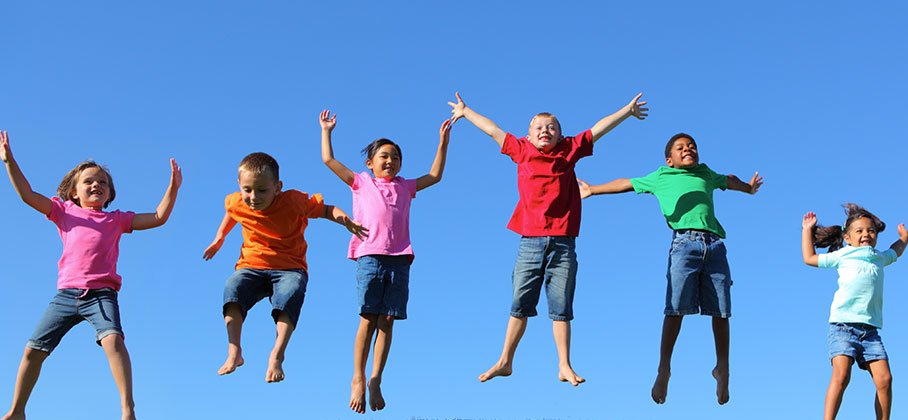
479, 316, 527, 382
100, 335, 135, 420
265, 311, 294, 383
867, 360, 892, 420
350, 314, 377, 414
218, 303, 245, 375
712, 317, 730, 405
553, 320, 584, 386
824, 355, 853, 420
368, 315, 395, 411
1, 347, 49, 420
652, 315, 683, 404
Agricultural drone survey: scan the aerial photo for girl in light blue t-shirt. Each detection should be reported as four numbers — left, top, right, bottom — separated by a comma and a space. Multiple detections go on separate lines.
802, 203, 907, 420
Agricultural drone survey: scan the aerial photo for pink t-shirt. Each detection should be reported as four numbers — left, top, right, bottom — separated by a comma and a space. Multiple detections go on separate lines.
501, 130, 593, 237
348, 172, 417, 260
46, 198, 135, 290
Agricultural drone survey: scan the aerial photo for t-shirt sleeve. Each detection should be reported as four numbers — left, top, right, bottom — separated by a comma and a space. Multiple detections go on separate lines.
118, 211, 136, 234
404, 178, 417, 199
630, 169, 660, 194
351, 172, 366, 191
878, 249, 898, 267
817, 248, 844, 268
500, 133, 525, 163
705, 166, 728, 191
304, 193, 325, 219
573, 130, 594, 161
224, 193, 239, 220
46, 197, 67, 224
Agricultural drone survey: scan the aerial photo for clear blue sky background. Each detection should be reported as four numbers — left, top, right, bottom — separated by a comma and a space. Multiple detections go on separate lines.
1, 1, 906, 419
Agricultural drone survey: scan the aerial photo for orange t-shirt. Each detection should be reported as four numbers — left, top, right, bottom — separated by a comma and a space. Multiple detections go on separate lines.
225, 190, 325, 272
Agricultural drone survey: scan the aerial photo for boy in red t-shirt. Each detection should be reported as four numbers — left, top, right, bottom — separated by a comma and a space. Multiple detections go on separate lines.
203, 152, 367, 383
448, 93, 647, 385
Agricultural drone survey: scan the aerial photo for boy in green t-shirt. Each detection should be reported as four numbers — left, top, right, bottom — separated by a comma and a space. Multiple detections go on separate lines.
578, 133, 762, 406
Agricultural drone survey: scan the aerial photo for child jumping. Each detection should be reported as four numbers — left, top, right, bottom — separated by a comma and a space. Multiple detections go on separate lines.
448, 92, 647, 386
801, 204, 907, 420
0, 131, 181, 420
320, 110, 454, 413
578, 132, 762, 404
203, 152, 367, 383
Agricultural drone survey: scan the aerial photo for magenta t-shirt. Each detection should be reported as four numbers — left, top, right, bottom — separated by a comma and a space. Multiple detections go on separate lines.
348, 172, 417, 260
46, 198, 135, 290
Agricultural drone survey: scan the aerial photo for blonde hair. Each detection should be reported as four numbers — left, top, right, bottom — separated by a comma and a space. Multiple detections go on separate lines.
529, 112, 561, 131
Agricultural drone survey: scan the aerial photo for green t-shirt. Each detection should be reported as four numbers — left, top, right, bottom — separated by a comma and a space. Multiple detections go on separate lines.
629, 164, 728, 237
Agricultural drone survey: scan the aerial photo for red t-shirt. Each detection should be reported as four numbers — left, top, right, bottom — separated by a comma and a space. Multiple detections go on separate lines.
501, 130, 593, 237
225, 189, 325, 271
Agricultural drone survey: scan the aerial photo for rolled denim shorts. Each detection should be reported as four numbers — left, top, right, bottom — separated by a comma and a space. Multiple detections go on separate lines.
511, 236, 577, 321
223, 268, 308, 328
28, 288, 124, 354
355, 255, 411, 320
828, 322, 888, 370
665, 230, 732, 318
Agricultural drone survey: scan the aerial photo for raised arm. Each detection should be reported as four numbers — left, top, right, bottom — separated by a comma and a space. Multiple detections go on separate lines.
577, 178, 634, 199
416, 119, 453, 191
131, 159, 182, 231
203, 212, 238, 260
0, 131, 53, 215
890, 223, 908, 257
320, 110, 356, 186
802, 212, 819, 267
322, 204, 369, 240
448, 92, 506, 147
727, 172, 763, 194
589, 93, 648, 143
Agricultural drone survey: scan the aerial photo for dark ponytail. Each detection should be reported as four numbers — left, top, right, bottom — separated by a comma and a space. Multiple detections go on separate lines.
813, 203, 886, 251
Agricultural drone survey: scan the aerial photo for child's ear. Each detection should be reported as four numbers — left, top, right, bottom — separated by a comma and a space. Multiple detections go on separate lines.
276, 180, 283, 192
665, 157, 674, 167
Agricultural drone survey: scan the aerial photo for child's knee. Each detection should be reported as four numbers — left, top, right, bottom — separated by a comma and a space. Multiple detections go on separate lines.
99, 333, 126, 350
377, 315, 395, 327
23, 347, 49, 362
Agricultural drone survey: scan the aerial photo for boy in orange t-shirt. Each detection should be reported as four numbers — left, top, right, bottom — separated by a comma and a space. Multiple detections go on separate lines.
203, 152, 367, 383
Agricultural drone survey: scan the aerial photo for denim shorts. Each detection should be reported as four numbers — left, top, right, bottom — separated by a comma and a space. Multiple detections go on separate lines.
665, 230, 732, 318
828, 322, 888, 370
511, 236, 577, 321
223, 268, 308, 328
27, 288, 124, 354
356, 255, 411, 320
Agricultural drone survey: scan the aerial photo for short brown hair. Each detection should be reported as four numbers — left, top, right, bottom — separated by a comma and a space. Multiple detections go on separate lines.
239, 152, 279, 180
56, 161, 116, 208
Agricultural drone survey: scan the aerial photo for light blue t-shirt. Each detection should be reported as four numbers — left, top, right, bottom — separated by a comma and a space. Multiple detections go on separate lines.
818, 246, 899, 328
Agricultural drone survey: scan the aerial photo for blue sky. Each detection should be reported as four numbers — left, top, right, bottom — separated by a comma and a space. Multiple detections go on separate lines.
1, 1, 907, 419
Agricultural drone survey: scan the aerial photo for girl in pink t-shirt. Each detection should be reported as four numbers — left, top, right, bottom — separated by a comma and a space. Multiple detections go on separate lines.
0, 131, 181, 420
319, 111, 455, 414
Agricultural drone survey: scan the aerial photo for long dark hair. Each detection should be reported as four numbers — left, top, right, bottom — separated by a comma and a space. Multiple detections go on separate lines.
814, 203, 886, 251
361, 138, 402, 162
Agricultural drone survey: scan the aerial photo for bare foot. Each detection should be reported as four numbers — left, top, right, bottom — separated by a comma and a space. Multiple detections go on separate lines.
478, 362, 512, 382
1, 410, 26, 420
349, 376, 366, 414
558, 366, 586, 386
712, 367, 729, 405
265, 356, 285, 383
218, 348, 244, 375
651, 369, 670, 404
368, 378, 385, 411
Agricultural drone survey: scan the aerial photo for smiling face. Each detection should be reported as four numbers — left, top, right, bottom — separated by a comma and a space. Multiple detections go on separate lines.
238, 169, 282, 211
665, 136, 699, 169
72, 166, 111, 210
367, 143, 402, 179
844, 217, 879, 248
528, 114, 562, 152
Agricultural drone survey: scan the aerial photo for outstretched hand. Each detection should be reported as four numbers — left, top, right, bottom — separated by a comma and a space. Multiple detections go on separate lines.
0, 131, 11, 163
626, 93, 649, 120
802, 212, 817, 230
447, 92, 466, 122
320, 109, 337, 131
170, 158, 183, 189
203, 239, 224, 260
898, 224, 908, 242
747, 172, 763, 194
440, 118, 453, 140
577, 179, 592, 199
345, 218, 369, 241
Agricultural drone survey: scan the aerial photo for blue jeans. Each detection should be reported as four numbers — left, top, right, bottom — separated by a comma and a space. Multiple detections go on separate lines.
28, 288, 123, 353
356, 255, 411, 319
828, 322, 888, 370
665, 230, 732, 317
511, 236, 577, 321
223, 268, 308, 328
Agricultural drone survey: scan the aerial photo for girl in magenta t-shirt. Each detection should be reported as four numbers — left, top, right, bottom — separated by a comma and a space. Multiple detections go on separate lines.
319, 110, 454, 414
0, 131, 181, 420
